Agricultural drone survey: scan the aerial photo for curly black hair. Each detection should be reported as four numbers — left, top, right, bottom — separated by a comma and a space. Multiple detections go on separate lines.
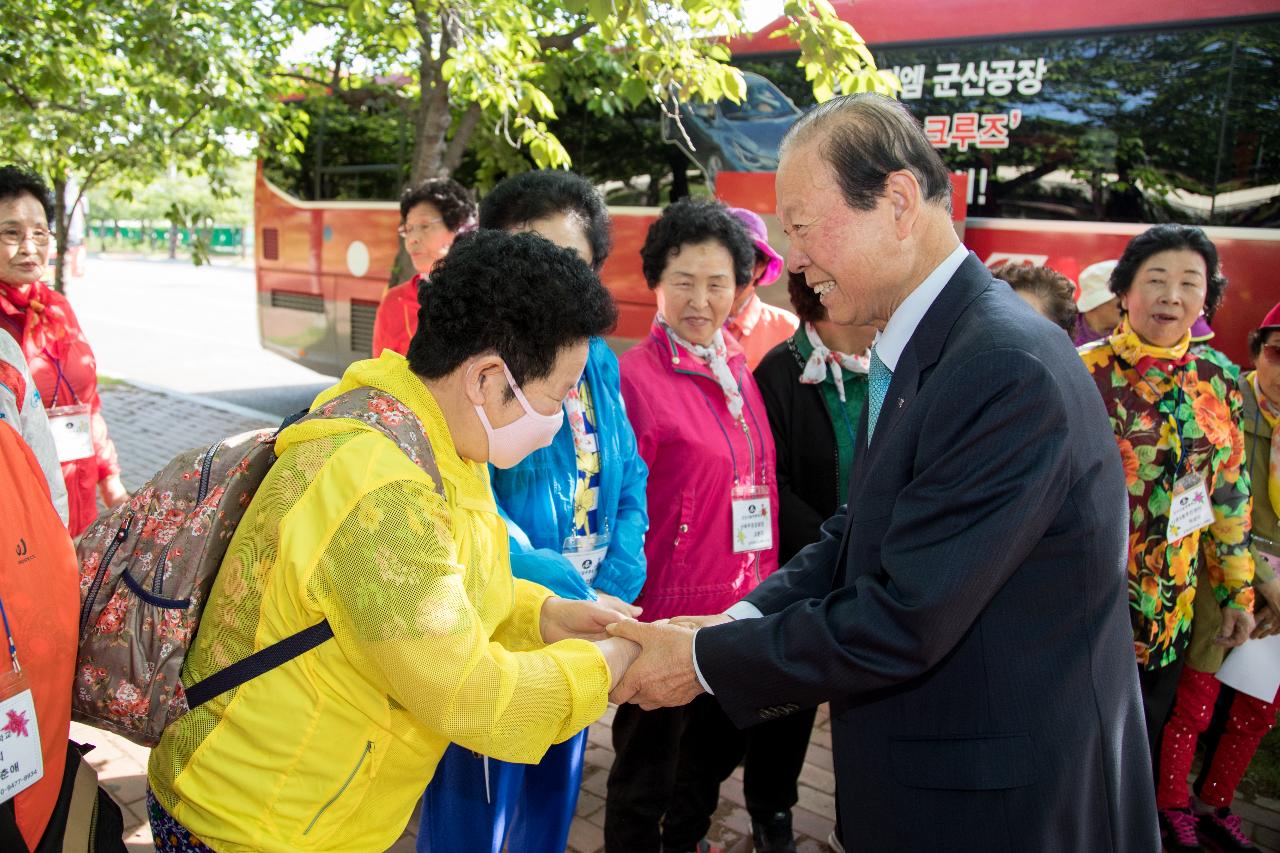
786, 270, 826, 325
399, 178, 477, 232
0, 165, 54, 223
478, 170, 611, 272
991, 263, 1078, 333
408, 230, 617, 393
640, 197, 755, 290
1109, 224, 1228, 321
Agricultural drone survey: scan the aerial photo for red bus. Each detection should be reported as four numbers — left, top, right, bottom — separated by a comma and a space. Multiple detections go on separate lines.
257, 0, 1278, 375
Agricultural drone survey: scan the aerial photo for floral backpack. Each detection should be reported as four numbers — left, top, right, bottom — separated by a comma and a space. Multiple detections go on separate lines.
73, 386, 442, 746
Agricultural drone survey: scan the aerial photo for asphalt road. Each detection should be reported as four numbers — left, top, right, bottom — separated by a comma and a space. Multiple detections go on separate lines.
67, 254, 337, 418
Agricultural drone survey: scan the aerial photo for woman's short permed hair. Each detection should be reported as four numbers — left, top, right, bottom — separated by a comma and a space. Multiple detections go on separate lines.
408, 230, 617, 389
1110, 224, 1228, 321
399, 178, 477, 232
0, 165, 54, 223
1250, 326, 1280, 362
991, 263, 1078, 333
787, 270, 826, 325
640, 197, 756, 290
479, 170, 611, 272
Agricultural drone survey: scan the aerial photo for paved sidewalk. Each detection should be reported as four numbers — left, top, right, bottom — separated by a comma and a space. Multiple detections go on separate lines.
90, 381, 1280, 852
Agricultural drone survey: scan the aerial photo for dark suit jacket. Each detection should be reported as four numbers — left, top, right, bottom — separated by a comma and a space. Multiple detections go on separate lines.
696, 254, 1159, 853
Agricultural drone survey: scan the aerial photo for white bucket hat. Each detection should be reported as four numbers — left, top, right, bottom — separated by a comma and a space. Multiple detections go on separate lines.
1077, 259, 1119, 313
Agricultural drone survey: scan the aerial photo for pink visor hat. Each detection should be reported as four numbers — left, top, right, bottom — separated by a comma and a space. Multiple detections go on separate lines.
729, 207, 784, 286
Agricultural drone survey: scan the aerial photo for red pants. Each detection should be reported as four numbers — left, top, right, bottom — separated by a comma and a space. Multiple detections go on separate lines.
1156, 666, 1280, 810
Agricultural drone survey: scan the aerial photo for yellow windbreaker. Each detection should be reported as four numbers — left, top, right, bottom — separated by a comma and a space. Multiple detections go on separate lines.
147, 352, 610, 851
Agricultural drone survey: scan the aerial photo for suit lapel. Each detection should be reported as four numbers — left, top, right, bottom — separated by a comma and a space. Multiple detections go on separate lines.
836, 254, 993, 573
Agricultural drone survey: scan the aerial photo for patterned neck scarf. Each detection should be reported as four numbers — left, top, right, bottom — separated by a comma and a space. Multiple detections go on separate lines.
0, 280, 67, 354
799, 322, 869, 403
657, 314, 743, 420
1109, 315, 1193, 377
1248, 369, 1280, 518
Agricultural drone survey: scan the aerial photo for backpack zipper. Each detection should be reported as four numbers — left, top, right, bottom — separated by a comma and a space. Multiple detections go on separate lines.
304, 740, 372, 835
197, 439, 224, 503
150, 439, 224, 597
79, 514, 133, 634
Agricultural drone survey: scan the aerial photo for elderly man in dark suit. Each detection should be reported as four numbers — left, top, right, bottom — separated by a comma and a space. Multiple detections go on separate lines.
608, 93, 1159, 852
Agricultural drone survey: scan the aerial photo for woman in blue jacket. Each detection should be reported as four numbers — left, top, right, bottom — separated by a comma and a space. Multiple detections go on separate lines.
418, 170, 649, 853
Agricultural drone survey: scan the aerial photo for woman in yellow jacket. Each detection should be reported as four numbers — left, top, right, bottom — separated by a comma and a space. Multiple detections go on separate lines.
146, 231, 638, 852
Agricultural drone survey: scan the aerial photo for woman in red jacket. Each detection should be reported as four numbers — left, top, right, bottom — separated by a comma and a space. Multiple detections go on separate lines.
0, 166, 126, 536
371, 178, 476, 357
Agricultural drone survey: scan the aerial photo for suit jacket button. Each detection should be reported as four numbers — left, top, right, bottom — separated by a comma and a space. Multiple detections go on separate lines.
679, 524, 689, 533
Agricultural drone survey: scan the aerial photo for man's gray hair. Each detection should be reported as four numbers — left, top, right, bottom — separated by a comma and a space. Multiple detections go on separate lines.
781, 93, 952, 214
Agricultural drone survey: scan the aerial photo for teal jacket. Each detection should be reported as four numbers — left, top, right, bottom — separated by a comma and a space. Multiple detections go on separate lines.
491, 337, 649, 602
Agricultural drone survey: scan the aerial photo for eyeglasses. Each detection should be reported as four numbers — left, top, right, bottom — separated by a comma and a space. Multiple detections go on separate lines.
398, 219, 444, 241
0, 225, 52, 246
1262, 343, 1280, 363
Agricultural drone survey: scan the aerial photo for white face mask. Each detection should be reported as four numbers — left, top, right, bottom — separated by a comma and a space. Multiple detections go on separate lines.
473, 361, 564, 468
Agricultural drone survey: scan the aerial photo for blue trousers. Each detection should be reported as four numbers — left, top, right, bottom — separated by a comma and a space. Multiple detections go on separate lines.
417, 728, 589, 853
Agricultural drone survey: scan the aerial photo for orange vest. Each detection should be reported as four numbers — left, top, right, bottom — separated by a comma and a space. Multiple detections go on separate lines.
0, 421, 78, 849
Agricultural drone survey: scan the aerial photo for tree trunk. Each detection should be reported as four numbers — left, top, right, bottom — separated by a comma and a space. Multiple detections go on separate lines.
52, 175, 68, 294
667, 149, 690, 201
645, 171, 662, 206
168, 221, 179, 259
411, 78, 455, 181
409, 6, 452, 182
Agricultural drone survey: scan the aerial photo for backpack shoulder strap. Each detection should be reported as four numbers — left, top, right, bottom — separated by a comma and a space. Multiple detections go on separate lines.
183, 385, 444, 711
296, 385, 444, 495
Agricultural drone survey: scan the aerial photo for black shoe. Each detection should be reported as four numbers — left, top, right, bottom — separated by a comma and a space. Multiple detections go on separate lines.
1197, 807, 1257, 851
751, 810, 797, 853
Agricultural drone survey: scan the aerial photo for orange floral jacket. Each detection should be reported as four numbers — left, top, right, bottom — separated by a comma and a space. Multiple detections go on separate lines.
1081, 336, 1254, 670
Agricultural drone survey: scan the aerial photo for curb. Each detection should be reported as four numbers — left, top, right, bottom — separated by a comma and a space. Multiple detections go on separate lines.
106, 378, 280, 425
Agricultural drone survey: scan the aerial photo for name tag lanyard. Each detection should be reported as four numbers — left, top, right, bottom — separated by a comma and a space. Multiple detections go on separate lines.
562, 383, 611, 585
41, 347, 79, 410
41, 347, 94, 462
689, 376, 772, 566
0, 591, 23, 678
1123, 359, 1212, 541
0, 587, 44, 805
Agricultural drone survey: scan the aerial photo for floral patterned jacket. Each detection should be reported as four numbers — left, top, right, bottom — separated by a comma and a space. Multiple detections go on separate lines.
1081, 330, 1254, 670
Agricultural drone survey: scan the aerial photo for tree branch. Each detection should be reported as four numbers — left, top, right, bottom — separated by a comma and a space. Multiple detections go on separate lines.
538, 21, 594, 52
441, 103, 482, 174
272, 70, 336, 89
0, 72, 87, 114
168, 104, 209, 141
0, 72, 41, 111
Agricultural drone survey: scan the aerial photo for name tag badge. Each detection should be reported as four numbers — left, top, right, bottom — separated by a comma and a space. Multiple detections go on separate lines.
47, 403, 93, 462
731, 484, 772, 554
563, 533, 610, 586
0, 670, 43, 805
1167, 473, 1215, 543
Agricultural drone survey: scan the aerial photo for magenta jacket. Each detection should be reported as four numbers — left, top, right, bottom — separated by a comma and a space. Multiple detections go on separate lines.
619, 322, 779, 622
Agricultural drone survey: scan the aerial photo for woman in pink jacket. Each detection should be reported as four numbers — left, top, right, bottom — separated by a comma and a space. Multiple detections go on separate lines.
608, 198, 792, 853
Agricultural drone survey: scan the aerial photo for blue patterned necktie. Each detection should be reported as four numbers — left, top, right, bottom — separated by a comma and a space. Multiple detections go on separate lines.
867, 345, 893, 439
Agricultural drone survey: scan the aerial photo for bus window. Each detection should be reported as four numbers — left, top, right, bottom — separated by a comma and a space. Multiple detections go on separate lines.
745, 20, 1280, 228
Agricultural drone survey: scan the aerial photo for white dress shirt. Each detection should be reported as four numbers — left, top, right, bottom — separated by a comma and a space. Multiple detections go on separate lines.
692, 243, 972, 694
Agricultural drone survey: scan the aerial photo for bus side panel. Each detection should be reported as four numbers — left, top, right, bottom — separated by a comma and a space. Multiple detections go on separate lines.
600, 210, 660, 346
965, 222, 1276, 367
321, 208, 400, 366
257, 179, 335, 374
